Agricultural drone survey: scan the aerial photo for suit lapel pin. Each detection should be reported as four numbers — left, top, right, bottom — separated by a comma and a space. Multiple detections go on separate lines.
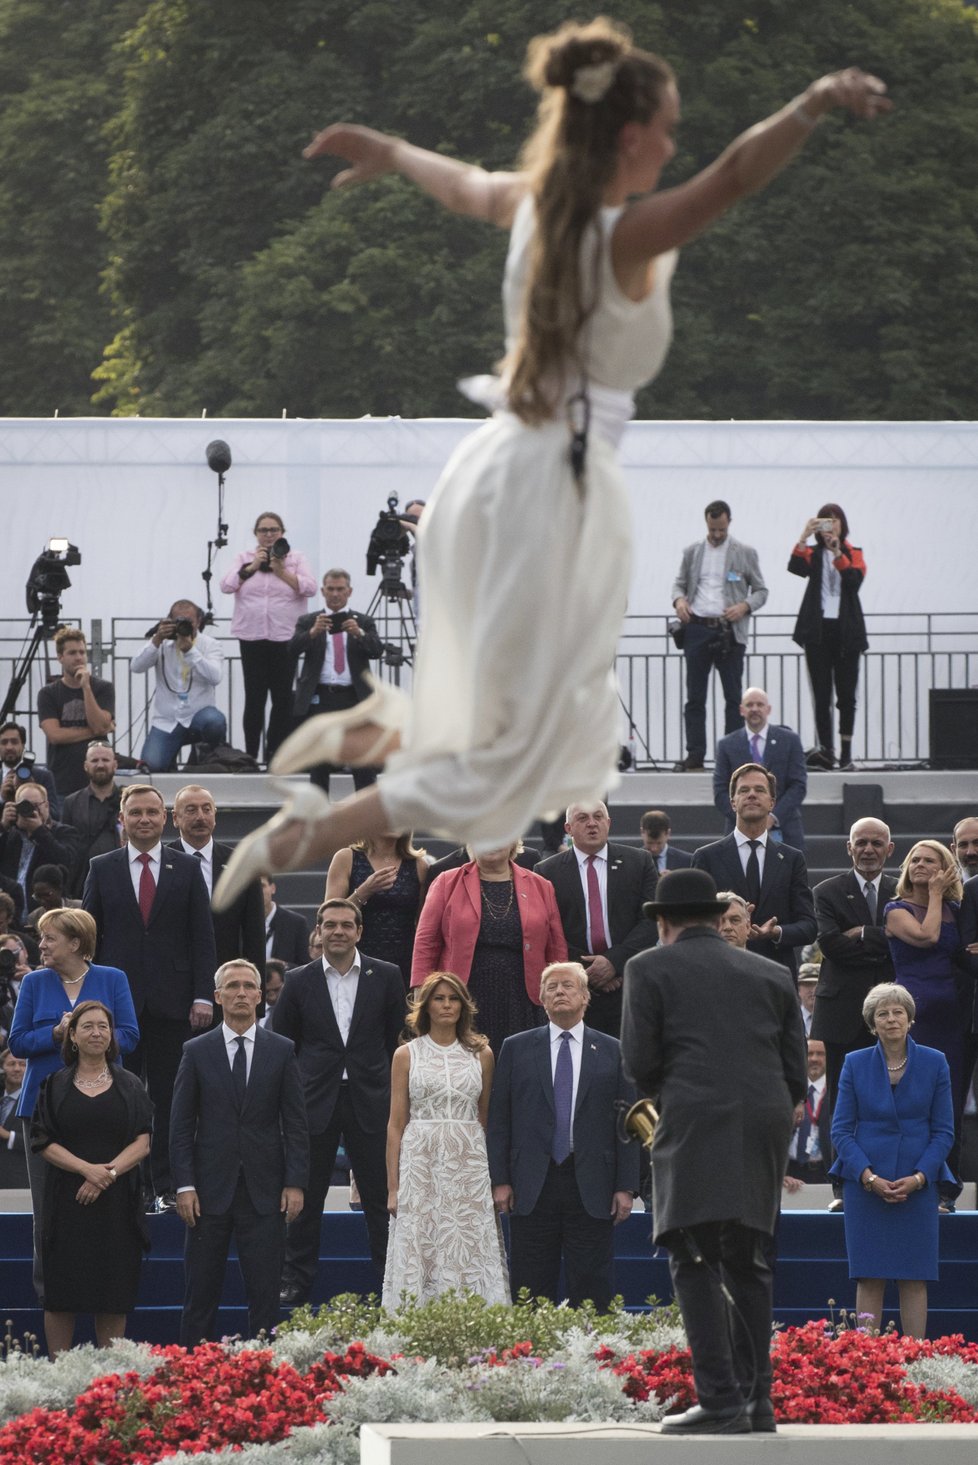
589, 1043, 597, 1050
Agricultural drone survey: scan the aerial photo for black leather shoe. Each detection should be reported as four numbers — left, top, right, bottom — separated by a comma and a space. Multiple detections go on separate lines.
673, 758, 705, 772
661, 1404, 751, 1435
744, 1398, 776, 1433
805, 746, 834, 770
279, 1284, 308, 1307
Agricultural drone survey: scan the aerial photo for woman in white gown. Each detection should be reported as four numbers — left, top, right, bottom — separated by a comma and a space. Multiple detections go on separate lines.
383, 970, 509, 1308
215, 18, 889, 910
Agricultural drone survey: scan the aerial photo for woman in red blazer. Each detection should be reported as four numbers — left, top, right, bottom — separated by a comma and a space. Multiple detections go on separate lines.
411, 846, 567, 1053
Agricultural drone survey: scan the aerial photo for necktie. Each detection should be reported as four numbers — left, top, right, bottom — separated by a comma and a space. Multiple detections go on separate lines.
332, 630, 346, 674
750, 733, 762, 763
0, 1093, 15, 1130
552, 1032, 573, 1163
232, 1035, 247, 1107
864, 881, 877, 924
794, 1084, 815, 1162
586, 855, 608, 955
137, 852, 155, 925
745, 840, 761, 906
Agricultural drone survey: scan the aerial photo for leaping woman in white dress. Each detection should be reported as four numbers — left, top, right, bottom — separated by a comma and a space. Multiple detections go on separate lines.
215, 16, 889, 911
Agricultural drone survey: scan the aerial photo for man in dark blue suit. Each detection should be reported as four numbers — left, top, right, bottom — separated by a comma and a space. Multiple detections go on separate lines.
487, 961, 638, 1309
271, 898, 405, 1304
713, 688, 807, 852
83, 784, 216, 1205
692, 763, 816, 978
171, 960, 308, 1345
640, 810, 693, 873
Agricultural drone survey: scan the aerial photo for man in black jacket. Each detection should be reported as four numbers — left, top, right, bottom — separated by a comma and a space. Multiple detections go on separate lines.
536, 802, 658, 1036
289, 569, 383, 794
60, 741, 121, 895
261, 877, 310, 966
170, 784, 265, 979
0, 784, 77, 923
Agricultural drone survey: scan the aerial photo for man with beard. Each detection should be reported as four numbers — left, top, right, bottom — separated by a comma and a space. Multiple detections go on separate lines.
0, 723, 60, 819
169, 784, 265, 980
60, 741, 122, 894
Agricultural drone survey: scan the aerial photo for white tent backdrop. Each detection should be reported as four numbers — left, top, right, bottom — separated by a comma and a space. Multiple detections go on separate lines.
2, 416, 975, 762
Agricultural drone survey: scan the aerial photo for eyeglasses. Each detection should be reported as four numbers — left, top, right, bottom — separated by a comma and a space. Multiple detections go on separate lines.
256, 526, 282, 534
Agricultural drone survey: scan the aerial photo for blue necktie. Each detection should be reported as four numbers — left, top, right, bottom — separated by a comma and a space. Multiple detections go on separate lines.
232, 1035, 247, 1108
552, 1032, 573, 1164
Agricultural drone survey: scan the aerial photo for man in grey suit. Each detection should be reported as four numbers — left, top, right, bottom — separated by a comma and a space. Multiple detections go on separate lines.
488, 961, 638, 1310
671, 501, 768, 771
622, 870, 808, 1435
713, 688, 807, 851
536, 802, 658, 1036
171, 960, 308, 1345
692, 763, 816, 978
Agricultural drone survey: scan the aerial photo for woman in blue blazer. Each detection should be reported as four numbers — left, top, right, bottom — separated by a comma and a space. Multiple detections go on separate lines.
830, 982, 954, 1337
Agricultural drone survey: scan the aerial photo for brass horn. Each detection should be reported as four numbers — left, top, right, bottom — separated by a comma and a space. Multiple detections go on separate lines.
623, 1098, 659, 1149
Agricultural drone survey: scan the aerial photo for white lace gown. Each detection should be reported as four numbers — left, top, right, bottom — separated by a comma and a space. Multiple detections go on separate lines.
379, 196, 678, 851
382, 1035, 510, 1308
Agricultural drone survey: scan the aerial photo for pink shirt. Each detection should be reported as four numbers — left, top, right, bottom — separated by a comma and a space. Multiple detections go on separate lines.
220, 550, 317, 641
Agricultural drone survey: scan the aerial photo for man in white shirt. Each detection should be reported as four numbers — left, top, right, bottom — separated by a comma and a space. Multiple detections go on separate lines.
670, 501, 768, 771
270, 898, 405, 1306
797, 966, 818, 1037
130, 600, 226, 771
488, 962, 637, 1310
170, 784, 266, 982
713, 688, 807, 850
785, 1039, 830, 1184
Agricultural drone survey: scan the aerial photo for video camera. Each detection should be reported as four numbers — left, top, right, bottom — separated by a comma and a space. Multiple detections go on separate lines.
366, 494, 411, 578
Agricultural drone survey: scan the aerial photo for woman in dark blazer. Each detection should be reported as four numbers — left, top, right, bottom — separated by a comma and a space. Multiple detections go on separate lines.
411, 845, 566, 1054
789, 502, 867, 771
830, 982, 954, 1338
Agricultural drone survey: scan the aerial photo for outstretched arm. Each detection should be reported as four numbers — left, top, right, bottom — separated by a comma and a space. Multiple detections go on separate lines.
613, 68, 890, 265
303, 123, 527, 228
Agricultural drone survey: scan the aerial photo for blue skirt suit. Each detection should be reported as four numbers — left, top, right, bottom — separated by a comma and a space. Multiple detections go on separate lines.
829, 1038, 954, 1280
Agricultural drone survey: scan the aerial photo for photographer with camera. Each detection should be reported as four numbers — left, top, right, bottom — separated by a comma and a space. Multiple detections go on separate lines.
220, 511, 316, 762
0, 723, 61, 820
670, 502, 768, 772
288, 570, 383, 795
789, 504, 867, 772
37, 628, 115, 799
130, 600, 226, 772
0, 784, 77, 924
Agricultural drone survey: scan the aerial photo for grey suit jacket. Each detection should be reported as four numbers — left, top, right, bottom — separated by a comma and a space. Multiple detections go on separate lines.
486, 1024, 638, 1219
622, 927, 807, 1240
670, 535, 768, 646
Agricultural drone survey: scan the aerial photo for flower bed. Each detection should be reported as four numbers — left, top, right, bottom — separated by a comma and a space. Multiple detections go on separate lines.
1, 1297, 977, 1463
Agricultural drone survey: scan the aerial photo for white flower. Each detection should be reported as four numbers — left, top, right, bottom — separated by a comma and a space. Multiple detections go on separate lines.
571, 60, 617, 104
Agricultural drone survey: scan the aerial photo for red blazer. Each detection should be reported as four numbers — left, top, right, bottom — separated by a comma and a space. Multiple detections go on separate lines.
411, 861, 567, 1005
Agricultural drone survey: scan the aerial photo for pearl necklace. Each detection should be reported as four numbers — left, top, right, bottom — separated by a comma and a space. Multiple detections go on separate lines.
886, 1055, 908, 1072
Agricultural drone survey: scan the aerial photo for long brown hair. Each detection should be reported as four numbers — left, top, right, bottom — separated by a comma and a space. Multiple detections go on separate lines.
506, 18, 673, 425
405, 971, 487, 1052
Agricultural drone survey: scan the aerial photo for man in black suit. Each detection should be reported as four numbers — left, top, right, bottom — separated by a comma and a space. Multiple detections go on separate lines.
536, 801, 658, 1036
692, 762, 816, 978
487, 961, 637, 1309
271, 897, 404, 1304
83, 784, 217, 1206
0, 783, 77, 923
261, 876, 310, 966
621, 869, 808, 1435
639, 809, 693, 873
811, 817, 897, 1111
171, 960, 308, 1345
784, 1039, 831, 1186
289, 569, 383, 794
712, 687, 807, 852
170, 784, 265, 978
60, 740, 122, 894
0, 1046, 28, 1188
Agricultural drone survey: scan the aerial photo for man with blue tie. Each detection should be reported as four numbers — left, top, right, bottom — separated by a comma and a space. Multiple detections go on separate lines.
487, 961, 638, 1309
640, 810, 693, 873
713, 688, 807, 852
171, 960, 308, 1345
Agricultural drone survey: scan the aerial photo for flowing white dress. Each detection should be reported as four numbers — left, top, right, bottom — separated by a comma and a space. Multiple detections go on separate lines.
382, 1034, 509, 1308
380, 197, 678, 850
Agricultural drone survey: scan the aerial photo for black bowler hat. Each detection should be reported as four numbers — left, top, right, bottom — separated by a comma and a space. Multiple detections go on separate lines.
643, 868, 731, 919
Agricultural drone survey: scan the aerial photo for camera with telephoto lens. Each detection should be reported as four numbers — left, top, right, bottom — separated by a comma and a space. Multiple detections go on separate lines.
257, 537, 290, 571
168, 618, 195, 639
366, 494, 410, 577
3, 753, 37, 799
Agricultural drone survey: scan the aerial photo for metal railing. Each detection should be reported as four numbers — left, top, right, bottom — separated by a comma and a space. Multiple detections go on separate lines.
2, 613, 975, 768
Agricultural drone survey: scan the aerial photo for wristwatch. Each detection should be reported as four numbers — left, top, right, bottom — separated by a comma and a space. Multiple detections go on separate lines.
863, 1172, 877, 1192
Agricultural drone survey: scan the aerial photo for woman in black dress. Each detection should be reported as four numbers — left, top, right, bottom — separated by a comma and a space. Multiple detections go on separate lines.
325, 833, 428, 986
32, 1000, 152, 1357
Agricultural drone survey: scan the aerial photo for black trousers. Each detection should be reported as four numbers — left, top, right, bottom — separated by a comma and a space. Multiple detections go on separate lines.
302, 685, 379, 794
124, 1015, 191, 1194
804, 622, 861, 754
239, 639, 295, 760
180, 1172, 286, 1346
282, 1086, 389, 1298
683, 622, 746, 761
664, 1221, 774, 1412
509, 1156, 615, 1310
